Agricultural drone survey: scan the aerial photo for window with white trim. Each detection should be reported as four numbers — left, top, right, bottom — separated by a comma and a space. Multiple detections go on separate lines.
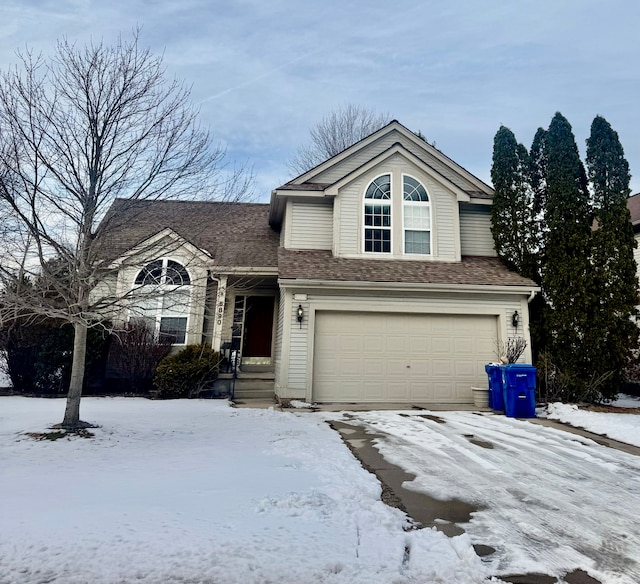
363, 174, 391, 253
402, 175, 431, 255
132, 259, 191, 344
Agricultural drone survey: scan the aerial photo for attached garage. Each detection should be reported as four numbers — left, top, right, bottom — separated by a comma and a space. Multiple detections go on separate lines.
312, 311, 497, 403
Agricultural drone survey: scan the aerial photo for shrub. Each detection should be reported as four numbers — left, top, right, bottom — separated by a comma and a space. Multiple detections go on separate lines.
109, 321, 173, 393
153, 344, 220, 399
0, 318, 110, 394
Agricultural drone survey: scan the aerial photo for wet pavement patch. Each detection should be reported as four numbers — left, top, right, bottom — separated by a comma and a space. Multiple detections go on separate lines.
329, 420, 478, 537
501, 574, 558, 584
464, 434, 495, 449
472, 544, 496, 557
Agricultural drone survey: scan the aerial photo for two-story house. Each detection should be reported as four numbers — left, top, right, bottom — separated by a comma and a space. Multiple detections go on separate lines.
106, 121, 538, 405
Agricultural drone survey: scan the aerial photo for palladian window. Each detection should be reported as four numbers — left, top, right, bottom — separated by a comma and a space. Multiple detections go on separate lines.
402, 175, 431, 255
132, 259, 191, 344
363, 174, 391, 253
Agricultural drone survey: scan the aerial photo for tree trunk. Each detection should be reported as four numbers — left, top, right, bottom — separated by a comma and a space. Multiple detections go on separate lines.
61, 321, 88, 428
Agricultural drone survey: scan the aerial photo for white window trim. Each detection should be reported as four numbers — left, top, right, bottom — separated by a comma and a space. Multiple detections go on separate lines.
362, 174, 393, 254
401, 174, 432, 257
130, 258, 192, 346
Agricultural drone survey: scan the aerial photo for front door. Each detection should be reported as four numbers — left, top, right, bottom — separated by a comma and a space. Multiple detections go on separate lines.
242, 296, 275, 361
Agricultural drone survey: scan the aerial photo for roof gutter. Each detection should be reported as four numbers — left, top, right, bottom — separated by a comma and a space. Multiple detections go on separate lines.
278, 278, 540, 295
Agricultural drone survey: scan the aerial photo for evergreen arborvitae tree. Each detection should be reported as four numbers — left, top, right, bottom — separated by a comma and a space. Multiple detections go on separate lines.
490, 126, 537, 280
585, 115, 639, 399
543, 112, 593, 399
529, 128, 549, 267
527, 127, 550, 359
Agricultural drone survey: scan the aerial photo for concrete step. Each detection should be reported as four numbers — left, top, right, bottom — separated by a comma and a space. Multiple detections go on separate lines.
233, 379, 275, 393
237, 371, 275, 381
233, 387, 276, 400
240, 364, 274, 374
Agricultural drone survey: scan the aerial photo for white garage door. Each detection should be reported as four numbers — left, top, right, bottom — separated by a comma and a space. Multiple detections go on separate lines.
313, 311, 497, 403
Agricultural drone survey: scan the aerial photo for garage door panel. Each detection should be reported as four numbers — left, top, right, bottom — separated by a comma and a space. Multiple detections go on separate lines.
363, 381, 385, 399
431, 337, 453, 354
432, 381, 456, 400
388, 382, 409, 400
387, 359, 410, 377
408, 336, 428, 353
313, 311, 497, 403
455, 360, 476, 376
364, 336, 385, 352
341, 335, 363, 353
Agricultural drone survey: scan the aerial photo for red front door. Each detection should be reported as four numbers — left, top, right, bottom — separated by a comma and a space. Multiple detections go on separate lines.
242, 296, 275, 358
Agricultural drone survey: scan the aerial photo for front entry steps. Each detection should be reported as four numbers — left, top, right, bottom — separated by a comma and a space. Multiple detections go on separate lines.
233, 368, 275, 400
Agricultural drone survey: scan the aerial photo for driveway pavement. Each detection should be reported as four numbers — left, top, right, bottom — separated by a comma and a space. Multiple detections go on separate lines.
329, 410, 640, 584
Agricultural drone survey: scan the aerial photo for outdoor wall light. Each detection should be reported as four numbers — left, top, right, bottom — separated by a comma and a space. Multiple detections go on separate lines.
512, 310, 519, 329
297, 304, 304, 328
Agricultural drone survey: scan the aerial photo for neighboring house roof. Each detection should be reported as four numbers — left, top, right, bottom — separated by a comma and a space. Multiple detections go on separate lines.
628, 193, 640, 229
278, 249, 537, 288
101, 199, 280, 268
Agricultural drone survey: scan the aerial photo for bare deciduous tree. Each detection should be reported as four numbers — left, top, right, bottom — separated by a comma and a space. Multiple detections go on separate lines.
0, 31, 252, 428
288, 103, 391, 175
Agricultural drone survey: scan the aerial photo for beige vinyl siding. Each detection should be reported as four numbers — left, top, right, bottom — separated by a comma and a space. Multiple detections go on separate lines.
289, 200, 333, 250
459, 203, 496, 257
312, 130, 482, 195
273, 288, 285, 387
313, 130, 405, 184
287, 298, 309, 390
337, 180, 362, 255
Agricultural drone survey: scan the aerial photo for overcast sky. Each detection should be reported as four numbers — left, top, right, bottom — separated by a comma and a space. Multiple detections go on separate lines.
3, 0, 639, 200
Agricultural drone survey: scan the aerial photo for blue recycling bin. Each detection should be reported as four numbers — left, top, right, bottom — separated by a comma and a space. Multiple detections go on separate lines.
484, 364, 505, 411
502, 364, 537, 418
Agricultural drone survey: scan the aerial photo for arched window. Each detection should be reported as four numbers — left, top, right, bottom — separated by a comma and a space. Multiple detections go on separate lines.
402, 175, 431, 255
363, 174, 391, 253
132, 259, 191, 344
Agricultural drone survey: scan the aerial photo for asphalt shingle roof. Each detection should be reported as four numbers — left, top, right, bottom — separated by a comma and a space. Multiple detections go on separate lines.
278, 249, 537, 287
102, 199, 280, 268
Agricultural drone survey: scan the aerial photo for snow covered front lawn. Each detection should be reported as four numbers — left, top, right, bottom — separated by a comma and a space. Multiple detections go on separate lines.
0, 397, 489, 584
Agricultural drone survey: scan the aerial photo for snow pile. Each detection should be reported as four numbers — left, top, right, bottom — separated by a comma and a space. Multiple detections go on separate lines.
0, 397, 489, 584
288, 399, 315, 409
545, 401, 640, 447
612, 393, 640, 409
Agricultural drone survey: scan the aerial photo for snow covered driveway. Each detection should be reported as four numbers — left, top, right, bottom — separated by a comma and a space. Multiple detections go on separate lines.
336, 410, 640, 584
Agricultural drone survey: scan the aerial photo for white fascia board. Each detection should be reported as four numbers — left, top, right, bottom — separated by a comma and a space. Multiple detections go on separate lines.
469, 198, 493, 206
325, 143, 471, 202
209, 266, 279, 276
269, 189, 333, 227
278, 278, 539, 296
